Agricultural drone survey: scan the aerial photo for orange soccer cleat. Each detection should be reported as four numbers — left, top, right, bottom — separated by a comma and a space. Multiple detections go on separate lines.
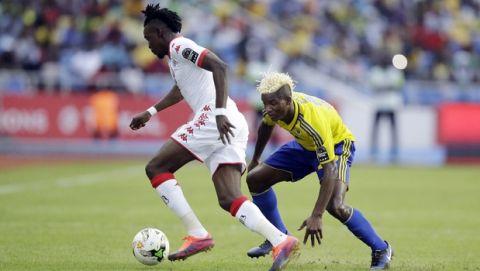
269, 236, 300, 271
168, 234, 215, 261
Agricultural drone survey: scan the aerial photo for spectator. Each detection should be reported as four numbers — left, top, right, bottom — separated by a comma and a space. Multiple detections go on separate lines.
368, 53, 405, 163
0, 0, 478, 95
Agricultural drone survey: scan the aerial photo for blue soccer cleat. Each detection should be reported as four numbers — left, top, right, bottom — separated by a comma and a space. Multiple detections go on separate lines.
370, 241, 393, 270
269, 236, 300, 271
247, 239, 273, 258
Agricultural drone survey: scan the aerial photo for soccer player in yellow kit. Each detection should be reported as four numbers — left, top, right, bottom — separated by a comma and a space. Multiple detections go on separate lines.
246, 72, 393, 270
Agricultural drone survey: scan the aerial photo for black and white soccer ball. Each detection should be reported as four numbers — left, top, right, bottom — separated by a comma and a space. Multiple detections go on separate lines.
132, 228, 170, 265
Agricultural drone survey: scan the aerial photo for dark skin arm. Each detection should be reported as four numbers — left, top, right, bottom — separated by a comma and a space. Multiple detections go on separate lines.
298, 160, 337, 246
248, 122, 275, 171
129, 85, 183, 130
200, 51, 235, 145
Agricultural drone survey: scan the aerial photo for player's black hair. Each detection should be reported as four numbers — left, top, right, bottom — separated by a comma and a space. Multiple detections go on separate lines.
142, 4, 182, 33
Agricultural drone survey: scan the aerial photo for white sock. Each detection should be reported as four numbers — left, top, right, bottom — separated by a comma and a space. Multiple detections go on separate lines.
155, 179, 208, 238
235, 200, 287, 246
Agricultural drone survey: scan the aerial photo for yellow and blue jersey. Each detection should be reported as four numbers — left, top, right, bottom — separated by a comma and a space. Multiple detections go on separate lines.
263, 92, 355, 165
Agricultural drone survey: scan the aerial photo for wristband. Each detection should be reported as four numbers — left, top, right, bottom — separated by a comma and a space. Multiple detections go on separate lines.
214, 108, 227, 116
147, 106, 157, 116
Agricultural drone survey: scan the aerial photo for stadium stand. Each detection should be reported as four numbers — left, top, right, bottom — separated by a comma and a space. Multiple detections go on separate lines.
0, 0, 479, 163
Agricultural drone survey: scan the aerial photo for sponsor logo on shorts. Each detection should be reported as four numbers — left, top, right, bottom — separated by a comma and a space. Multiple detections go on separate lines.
202, 105, 212, 112
194, 113, 209, 128
177, 112, 211, 142
178, 133, 188, 142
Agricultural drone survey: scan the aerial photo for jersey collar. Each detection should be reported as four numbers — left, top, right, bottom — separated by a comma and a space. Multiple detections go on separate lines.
284, 99, 299, 131
168, 36, 183, 58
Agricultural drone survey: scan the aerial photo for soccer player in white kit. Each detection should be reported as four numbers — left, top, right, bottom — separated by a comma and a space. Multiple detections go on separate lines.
129, 4, 298, 270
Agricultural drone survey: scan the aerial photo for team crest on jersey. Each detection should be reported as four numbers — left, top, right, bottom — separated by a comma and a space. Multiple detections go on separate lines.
182, 48, 199, 63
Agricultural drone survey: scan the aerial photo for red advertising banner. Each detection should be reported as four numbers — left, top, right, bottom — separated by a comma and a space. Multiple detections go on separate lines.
438, 103, 480, 144
0, 93, 293, 142
0, 93, 296, 143
0, 93, 196, 140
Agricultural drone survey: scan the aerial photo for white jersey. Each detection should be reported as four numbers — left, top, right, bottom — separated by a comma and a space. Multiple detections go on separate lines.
167, 37, 248, 175
168, 36, 235, 113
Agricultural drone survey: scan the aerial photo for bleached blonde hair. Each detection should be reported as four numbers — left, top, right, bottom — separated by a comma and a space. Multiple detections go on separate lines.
256, 72, 295, 94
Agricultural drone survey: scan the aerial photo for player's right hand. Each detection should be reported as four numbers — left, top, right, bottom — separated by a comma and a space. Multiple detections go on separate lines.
298, 215, 323, 247
216, 115, 236, 144
129, 111, 151, 130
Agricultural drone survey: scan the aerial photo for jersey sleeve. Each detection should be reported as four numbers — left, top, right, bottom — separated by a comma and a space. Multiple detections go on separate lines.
170, 37, 209, 67
295, 93, 336, 165
318, 127, 335, 165
310, 111, 335, 165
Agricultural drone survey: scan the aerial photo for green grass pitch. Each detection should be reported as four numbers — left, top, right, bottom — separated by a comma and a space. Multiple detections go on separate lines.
1, 158, 479, 270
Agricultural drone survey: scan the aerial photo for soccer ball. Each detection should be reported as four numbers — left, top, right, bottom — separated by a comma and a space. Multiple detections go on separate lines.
132, 228, 170, 265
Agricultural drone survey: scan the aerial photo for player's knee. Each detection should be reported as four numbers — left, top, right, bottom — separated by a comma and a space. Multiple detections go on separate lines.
145, 161, 156, 180
218, 193, 247, 213
218, 196, 233, 212
326, 204, 342, 220
246, 173, 255, 191
327, 203, 351, 221
246, 172, 263, 193
145, 159, 167, 180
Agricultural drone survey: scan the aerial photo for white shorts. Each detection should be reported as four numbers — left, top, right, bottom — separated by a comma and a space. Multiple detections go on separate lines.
171, 103, 248, 175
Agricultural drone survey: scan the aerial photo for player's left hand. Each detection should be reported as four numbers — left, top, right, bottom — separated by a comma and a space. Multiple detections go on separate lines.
216, 115, 235, 144
298, 215, 323, 247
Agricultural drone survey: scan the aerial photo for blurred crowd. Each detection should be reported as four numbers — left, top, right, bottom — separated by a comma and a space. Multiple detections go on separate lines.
0, 0, 479, 96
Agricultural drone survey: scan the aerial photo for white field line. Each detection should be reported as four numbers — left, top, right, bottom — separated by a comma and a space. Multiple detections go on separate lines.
0, 166, 141, 194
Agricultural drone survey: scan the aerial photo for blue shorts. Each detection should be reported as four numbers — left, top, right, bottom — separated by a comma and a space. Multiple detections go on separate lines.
264, 140, 355, 184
